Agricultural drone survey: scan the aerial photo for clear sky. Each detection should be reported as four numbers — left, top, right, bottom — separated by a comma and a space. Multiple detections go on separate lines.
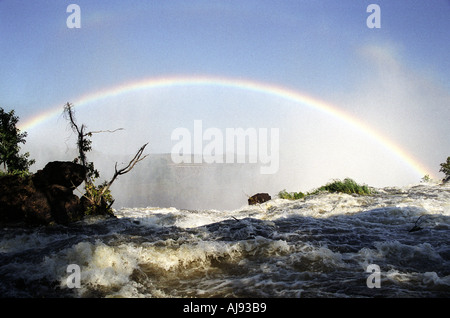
1, 0, 449, 199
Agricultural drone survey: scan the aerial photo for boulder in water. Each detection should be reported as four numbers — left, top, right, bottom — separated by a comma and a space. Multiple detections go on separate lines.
248, 193, 271, 205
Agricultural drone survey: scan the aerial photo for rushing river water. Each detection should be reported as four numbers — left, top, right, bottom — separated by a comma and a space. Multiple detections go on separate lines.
0, 183, 449, 298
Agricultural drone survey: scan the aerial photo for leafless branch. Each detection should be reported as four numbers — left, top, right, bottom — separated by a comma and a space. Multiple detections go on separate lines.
409, 215, 425, 232
63, 102, 80, 135
99, 143, 149, 198
70, 180, 96, 206
88, 128, 125, 135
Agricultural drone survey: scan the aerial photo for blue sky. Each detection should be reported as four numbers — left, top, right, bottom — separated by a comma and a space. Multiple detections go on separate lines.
2, 1, 448, 107
1, 0, 449, 194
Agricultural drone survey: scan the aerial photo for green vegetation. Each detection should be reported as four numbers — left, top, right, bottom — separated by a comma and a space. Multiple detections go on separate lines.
278, 189, 305, 200
421, 174, 431, 183
0, 169, 32, 178
278, 178, 373, 200
440, 156, 450, 182
311, 178, 373, 195
0, 107, 35, 173
83, 181, 114, 216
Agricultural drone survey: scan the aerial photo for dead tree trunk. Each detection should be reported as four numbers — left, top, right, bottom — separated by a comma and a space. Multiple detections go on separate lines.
63, 102, 148, 215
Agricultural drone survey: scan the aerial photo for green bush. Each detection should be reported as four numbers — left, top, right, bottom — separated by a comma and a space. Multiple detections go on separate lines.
278, 189, 305, 200
311, 178, 373, 195
0, 107, 35, 173
421, 174, 431, 183
83, 180, 114, 216
440, 157, 450, 182
278, 178, 373, 200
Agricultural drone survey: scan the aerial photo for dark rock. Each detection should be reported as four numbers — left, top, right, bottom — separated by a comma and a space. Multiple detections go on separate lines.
248, 193, 271, 205
33, 161, 86, 189
0, 161, 90, 226
0, 174, 53, 225
45, 184, 85, 224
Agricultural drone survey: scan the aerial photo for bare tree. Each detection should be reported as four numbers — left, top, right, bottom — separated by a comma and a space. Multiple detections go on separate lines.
86, 142, 148, 211
63, 102, 148, 215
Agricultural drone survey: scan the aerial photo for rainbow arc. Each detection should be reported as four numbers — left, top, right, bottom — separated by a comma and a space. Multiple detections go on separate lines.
19, 75, 435, 179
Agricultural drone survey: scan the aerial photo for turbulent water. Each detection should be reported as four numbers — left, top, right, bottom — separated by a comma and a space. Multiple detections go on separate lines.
0, 183, 449, 298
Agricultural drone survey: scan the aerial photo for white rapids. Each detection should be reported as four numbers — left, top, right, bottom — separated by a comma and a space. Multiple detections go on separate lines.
0, 182, 449, 298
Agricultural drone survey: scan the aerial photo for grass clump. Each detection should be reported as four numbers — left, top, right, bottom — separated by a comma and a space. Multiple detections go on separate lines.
278, 178, 373, 200
278, 189, 306, 200
311, 178, 373, 195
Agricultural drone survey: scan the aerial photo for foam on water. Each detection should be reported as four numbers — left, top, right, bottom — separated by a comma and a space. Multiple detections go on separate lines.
0, 183, 449, 297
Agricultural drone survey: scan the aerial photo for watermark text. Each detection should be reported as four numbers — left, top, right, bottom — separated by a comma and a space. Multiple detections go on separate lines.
66, 4, 81, 29
171, 120, 279, 174
66, 264, 81, 288
366, 264, 381, 288
366, 4, 381, 29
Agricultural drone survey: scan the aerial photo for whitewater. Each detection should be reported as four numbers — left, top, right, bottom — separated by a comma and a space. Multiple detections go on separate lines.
0, 182, 449, 298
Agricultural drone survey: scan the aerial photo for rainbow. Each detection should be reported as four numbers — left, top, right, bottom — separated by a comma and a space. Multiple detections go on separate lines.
18, 75, 435, 178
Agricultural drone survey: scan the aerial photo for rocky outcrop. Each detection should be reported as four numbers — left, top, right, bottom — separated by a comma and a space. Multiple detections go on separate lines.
0, 161, 88, 226
33, 161, 86, 189
248, 193, 271, 205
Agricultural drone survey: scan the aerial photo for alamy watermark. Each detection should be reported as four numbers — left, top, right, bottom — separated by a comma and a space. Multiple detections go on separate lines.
367, 4, 381, 29
66, 4, 81, 29
171, 120, 279, 174
66, 264, 381, 290
366, 264, 381, 288
66, 3, 380, 30
66, 264, 81, 289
